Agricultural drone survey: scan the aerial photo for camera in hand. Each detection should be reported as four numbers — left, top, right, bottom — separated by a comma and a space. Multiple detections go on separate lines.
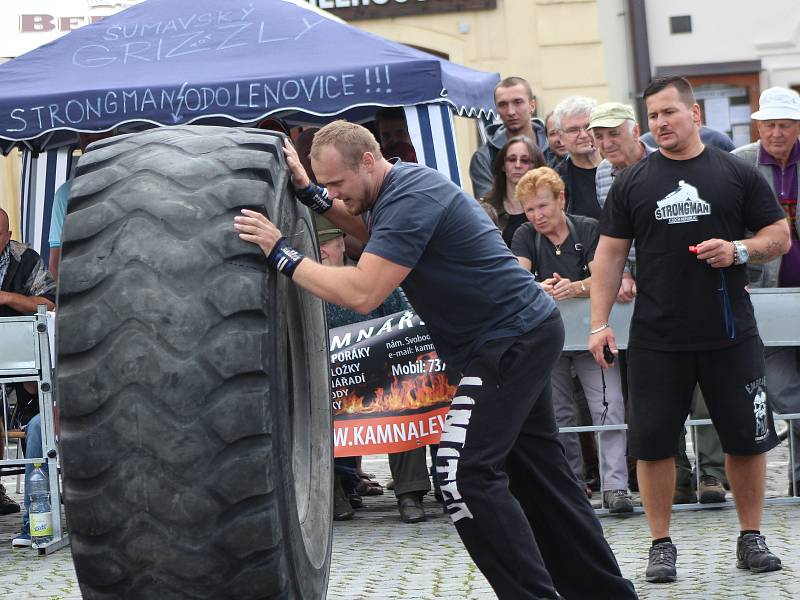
603, 345, 615, 365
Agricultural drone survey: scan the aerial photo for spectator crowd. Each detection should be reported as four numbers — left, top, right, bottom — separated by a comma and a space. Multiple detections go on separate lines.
467, 75, 797, 585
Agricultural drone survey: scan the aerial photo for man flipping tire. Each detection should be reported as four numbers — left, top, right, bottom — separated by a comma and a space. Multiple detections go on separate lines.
234, 120, 636, 600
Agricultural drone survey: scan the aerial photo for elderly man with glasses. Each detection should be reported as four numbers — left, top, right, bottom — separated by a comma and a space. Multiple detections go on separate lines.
554, 96, 603, 219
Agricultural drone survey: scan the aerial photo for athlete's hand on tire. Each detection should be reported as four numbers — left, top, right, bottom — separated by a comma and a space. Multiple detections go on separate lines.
589, 326, 618, 369
695, 238, 734, 268
235, 209, 283, 256
283, 138, 311, 189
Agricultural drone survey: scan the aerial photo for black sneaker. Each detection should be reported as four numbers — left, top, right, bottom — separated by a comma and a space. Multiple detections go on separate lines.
0, 484, 20, 515
736, 533, 782, 573
603, 489, 634, 514
646, 541, 677, 583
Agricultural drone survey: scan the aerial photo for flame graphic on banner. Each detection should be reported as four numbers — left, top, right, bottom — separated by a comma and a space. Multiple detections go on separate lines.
336, 352, 457, 417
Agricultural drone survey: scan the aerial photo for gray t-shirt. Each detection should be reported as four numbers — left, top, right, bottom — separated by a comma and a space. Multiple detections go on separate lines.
364, 161, 556, 371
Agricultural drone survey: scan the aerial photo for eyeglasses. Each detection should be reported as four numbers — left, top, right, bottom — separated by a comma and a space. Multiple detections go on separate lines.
562, 124, 590, 137
505, 156, 533, 165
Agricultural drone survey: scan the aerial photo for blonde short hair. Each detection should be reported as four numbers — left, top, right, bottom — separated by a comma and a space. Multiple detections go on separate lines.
310, 120, 382, 169
516, 167, 564, 200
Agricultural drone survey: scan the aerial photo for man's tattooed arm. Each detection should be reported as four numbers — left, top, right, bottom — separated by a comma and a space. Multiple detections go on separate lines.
746, 220, 791, 264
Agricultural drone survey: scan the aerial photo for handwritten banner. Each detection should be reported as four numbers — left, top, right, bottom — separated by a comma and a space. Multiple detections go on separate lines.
1, 2, 443, 137
6, 74, 369, 132
330, 310, 459, 457
71, 10, 325, 69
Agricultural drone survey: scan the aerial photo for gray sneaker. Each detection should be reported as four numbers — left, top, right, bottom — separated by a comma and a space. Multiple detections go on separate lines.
646, 541, 677, 583
603, 489, 634, 514
736, 533, 781, 573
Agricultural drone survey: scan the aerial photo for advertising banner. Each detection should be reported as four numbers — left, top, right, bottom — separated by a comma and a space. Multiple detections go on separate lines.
329, 310, 458, 457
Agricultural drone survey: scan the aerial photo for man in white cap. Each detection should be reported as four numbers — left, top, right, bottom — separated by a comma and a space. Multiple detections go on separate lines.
733, 86, 800, 495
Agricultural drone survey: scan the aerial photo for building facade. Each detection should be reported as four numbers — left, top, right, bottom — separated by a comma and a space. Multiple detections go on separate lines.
643, 0, 800, 146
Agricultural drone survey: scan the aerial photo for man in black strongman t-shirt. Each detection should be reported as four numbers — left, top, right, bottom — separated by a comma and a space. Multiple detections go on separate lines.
589, 76, 791, 584
235, 121, 637, 599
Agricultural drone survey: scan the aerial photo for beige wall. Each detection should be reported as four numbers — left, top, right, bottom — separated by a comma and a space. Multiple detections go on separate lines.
0, 52, 19, 237
355, 0, 626, 195
0, 54, 21, 240
0, 152, 21, 241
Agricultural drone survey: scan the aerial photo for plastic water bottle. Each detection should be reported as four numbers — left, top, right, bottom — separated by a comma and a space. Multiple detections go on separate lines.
29, 463, 52, 547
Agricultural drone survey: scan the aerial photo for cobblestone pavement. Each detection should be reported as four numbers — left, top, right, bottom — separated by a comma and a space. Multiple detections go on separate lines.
1, 443, 798, 599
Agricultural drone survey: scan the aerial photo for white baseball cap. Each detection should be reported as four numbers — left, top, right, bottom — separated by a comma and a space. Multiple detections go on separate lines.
751, 87, 800, 121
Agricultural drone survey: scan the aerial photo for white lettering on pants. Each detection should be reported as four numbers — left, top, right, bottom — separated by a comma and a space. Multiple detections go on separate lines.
436, 376, 482, 523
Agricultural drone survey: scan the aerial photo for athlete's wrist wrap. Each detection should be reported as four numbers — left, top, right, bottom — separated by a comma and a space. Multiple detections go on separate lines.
267, 238, 305, 278
296, 183, 332, 214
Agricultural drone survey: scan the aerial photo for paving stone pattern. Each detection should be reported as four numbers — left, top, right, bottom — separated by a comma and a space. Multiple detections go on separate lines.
1, 444, 799, 599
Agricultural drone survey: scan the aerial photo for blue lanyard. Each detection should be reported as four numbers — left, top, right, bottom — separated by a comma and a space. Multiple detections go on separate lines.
718, 269, 736, 340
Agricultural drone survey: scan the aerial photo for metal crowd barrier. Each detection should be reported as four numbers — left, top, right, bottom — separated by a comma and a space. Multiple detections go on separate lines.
0, 306, 68, 553
556, 289, 800, 516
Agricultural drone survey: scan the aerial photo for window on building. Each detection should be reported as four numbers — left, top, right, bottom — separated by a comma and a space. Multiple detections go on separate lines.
688, 72, 761, 146
670, 15, 692, 35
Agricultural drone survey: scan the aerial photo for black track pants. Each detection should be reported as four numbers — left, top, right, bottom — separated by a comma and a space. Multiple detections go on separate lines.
436, 310, 638, 600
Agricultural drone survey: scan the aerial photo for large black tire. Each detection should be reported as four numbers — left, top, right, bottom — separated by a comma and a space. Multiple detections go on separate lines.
56, 126, 332, 599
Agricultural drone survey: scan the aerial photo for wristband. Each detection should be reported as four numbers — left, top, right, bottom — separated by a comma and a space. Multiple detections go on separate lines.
296, 183, 332, 214
267, 237, 305, 278
590, 323, 609, 335
580, 281, 587, 295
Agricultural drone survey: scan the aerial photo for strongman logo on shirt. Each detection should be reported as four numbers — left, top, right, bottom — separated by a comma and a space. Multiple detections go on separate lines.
654, 180, 711, 224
